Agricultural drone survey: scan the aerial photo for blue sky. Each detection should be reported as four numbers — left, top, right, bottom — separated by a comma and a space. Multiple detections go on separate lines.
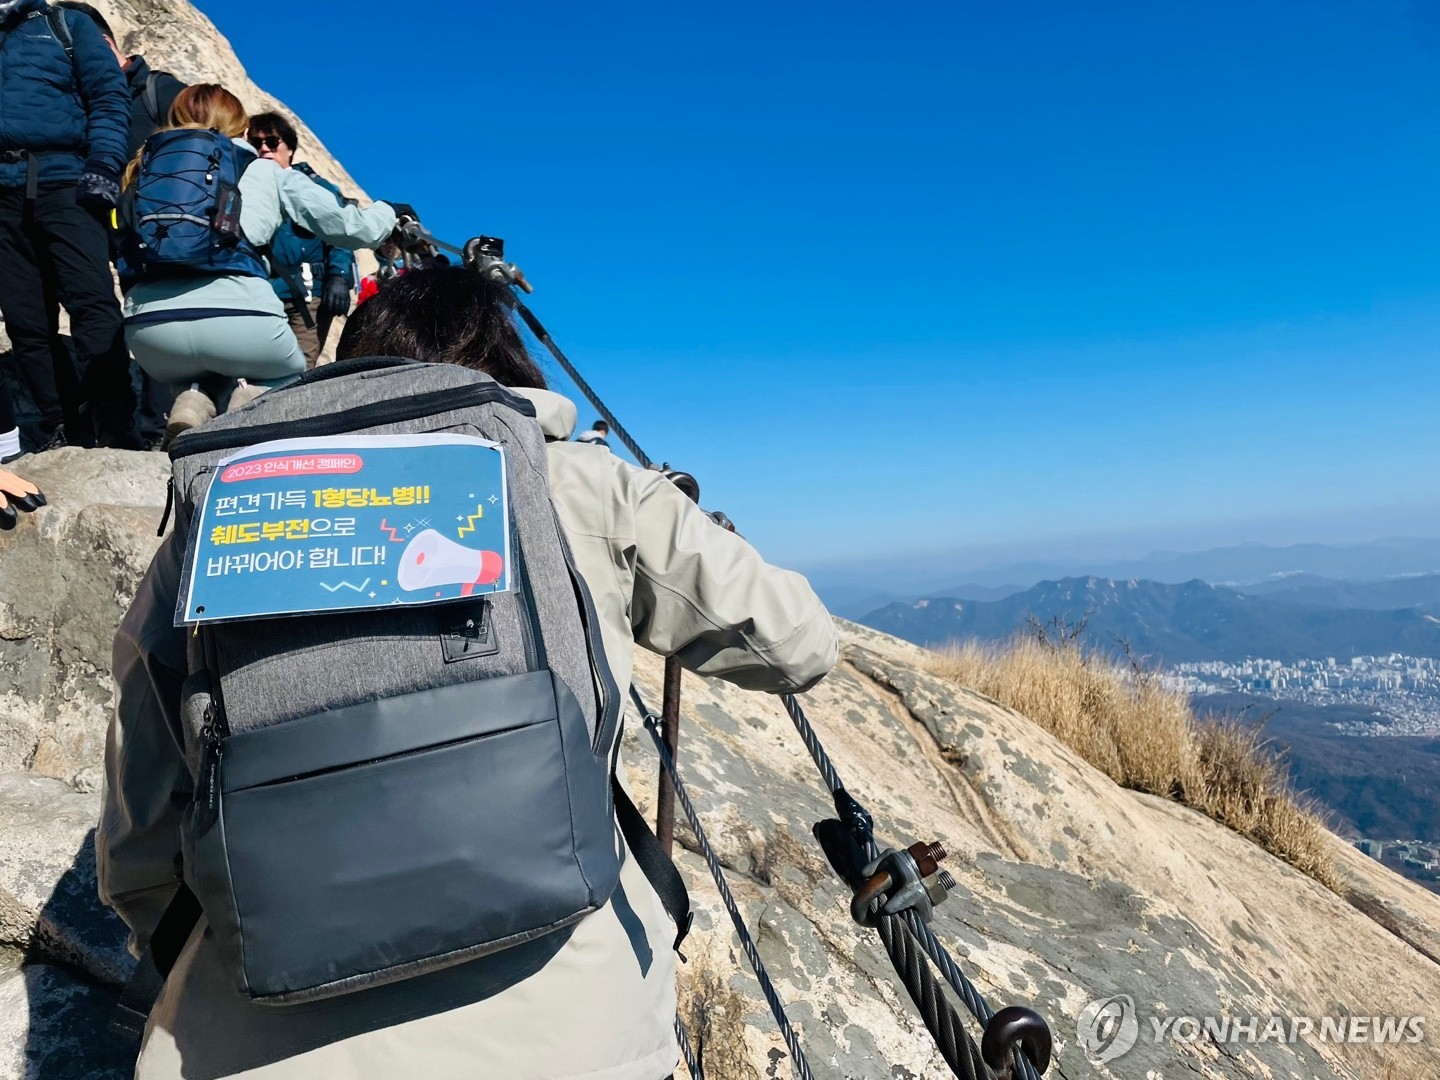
200, 0, 1440, 575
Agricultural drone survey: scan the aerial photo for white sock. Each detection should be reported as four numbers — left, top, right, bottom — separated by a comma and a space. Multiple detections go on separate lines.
0, 427, 19, 460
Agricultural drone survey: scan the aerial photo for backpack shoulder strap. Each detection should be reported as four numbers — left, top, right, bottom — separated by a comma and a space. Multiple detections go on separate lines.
109, 883, 202, 1043
143, 72, 160, 125
613, 776, 692, 950
44, 5, 74, 62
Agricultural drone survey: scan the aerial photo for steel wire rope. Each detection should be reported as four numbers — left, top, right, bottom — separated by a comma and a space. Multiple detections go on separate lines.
675, 1014, 703, 1080
782, 694, 1041, 1080
509, 282, 1043, 1080
638, 690, 997, 1080
511, 298, 654, 469
631, 689, 815, 1080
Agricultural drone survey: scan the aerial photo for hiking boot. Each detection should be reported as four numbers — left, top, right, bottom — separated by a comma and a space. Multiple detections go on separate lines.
166, 388, 217, 442
226, 380, 268, 412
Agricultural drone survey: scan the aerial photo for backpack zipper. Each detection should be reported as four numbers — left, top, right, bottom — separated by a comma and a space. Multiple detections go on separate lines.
168, 383, 535, 460
195, 623, 232, 818
565, 553, 619, 755
510, 529, 544, 673
199, 705, 223, 815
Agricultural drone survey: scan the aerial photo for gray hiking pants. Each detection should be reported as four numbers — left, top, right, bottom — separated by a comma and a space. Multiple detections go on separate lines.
126, 312, 305, 397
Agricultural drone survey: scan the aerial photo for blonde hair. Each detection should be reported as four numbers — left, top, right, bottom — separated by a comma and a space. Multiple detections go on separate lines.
123, 84, 251, 189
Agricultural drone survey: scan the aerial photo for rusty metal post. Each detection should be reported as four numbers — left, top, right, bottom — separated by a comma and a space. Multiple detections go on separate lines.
656, 654, 684, 856
653, 464, 709, 855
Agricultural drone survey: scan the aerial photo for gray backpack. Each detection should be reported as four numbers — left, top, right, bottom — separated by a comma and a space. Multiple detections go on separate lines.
134, 357, 686, 1009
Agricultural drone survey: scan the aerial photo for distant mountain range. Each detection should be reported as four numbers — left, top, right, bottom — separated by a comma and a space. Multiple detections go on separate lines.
1242, 573, 1440, 615
859, 576, 1440, 663
813, 536, 1440, 617
965, 537, 1440, 591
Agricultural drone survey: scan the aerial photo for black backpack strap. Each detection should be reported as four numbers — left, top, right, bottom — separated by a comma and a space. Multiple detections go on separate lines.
143, 72, 161, 126
111, 883, 203, 1041
612, 776, 692, 951
43, 5, 74, 62
283, 270, 316, 326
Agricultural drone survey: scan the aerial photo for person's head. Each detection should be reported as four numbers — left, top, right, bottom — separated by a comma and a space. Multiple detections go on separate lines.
337, 268, 547, 390
246, 111, 297, 168
124, 84, 248, 188
592, 420, 609, 434
53, 2, 124, 66
168, 83, 249, 135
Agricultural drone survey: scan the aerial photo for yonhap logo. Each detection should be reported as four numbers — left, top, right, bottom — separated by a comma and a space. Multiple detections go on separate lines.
1075, 995, 1425, 1061
1078, 994, 1140, 1063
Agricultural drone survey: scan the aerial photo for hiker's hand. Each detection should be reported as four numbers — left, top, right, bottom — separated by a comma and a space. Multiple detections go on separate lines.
0, 469, 45, 531
319, 275, 351, 318
76, 161, 121, 215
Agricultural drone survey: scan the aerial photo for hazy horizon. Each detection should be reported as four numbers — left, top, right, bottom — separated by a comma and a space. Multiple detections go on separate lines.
801, 502, 1440, 595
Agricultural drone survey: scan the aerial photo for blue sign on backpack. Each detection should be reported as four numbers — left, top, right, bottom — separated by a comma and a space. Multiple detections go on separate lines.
177, 434, 513, 625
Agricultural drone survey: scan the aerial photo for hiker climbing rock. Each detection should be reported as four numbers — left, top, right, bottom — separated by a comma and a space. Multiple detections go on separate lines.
97, 265, 838, 1080
576, 418, 611, 448
117, 84, 395, 442
56, 0, 188, 448
247, 111, 357, 366
0, 0, 138, 453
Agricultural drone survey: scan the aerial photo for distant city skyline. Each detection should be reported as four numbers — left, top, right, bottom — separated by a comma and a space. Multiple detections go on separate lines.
1167, 654, 1440, 736
201, 1, 1440, 569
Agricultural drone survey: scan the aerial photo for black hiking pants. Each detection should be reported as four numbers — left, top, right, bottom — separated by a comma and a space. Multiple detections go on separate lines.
0, 183, 136, 446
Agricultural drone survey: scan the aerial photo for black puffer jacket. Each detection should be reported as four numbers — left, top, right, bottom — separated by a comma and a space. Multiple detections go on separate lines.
0, 0, 128, 188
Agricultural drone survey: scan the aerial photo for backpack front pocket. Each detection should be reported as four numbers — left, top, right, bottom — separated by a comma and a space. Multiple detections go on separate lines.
182, 669, 620, 1003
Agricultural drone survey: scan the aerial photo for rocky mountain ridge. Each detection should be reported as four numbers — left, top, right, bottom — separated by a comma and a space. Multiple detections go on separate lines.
4, 454, 1439, 1079
0, 2, 1438, 1076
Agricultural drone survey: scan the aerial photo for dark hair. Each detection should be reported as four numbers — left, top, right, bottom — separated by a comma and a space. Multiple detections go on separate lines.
247, 110, 298, 152
54, 1, 115, 41
593, 420, 609, 432
337, 268, 547, 390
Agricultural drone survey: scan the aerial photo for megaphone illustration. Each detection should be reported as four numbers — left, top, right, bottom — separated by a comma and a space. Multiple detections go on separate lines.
397, 529, 504, 596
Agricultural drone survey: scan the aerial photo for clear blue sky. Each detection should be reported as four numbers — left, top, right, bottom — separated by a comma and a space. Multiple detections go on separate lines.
201, 0, 1440, 575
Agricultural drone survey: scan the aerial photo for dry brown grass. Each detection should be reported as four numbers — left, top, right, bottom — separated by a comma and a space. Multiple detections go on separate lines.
927, 635, 1341, 891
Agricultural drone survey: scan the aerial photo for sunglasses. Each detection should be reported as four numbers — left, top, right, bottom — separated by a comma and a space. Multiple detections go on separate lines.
248, 135, 286, 151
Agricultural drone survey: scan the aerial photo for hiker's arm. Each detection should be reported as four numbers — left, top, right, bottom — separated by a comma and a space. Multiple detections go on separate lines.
627, 468, 838, 693
67, 12, 129, 176
97, 534, 193, 956
276, 168, 396, 252
317, 176, 357, 287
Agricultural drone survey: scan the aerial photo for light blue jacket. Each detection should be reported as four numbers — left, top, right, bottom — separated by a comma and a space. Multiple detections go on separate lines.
124, 138, 394, 323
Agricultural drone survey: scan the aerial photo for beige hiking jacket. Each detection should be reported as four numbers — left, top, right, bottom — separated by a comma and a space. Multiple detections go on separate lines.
98, 386, 839, 1080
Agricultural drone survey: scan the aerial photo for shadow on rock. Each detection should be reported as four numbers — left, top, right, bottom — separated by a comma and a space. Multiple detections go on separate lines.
7, 831, 138, 1079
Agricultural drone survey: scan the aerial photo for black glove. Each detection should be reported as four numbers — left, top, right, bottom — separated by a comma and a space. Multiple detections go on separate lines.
318, 274, 351, 319
383, 202, 429, 251
0, 476, 46, 532
76, 160, 121, 214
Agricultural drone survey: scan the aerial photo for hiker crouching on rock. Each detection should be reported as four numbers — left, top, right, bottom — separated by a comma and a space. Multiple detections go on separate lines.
118, 84, 395, 441
97, 266, 839, 1079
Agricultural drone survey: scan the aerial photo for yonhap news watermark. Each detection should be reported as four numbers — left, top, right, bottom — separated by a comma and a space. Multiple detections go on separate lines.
1077, 994, 1425, 1063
